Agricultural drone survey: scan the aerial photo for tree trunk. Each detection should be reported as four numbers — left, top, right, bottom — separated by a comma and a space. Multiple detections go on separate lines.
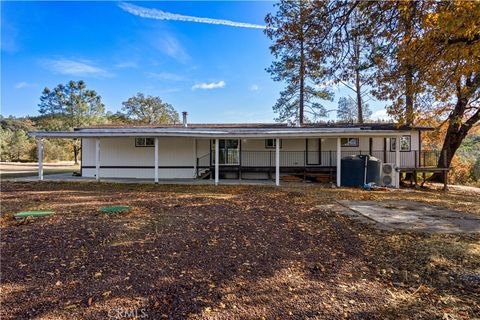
299, 38, 305, 125
73, 144, 79, 165
298, 0, 305, 126
402, 1, 416, 126
405, 65, 415, 125
354, 34, 363, 124
437, 108, 479, 170
432, 78, 480, 182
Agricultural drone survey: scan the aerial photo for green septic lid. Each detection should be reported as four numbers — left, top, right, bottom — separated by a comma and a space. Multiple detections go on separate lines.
14, 210, 54, 218
99, 206, 130, 213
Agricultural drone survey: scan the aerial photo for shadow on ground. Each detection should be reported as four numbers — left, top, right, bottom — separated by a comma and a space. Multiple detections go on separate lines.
1, 182, 479, 319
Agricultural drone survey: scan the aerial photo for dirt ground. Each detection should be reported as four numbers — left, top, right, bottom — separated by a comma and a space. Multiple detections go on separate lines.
1, 182, 479, 319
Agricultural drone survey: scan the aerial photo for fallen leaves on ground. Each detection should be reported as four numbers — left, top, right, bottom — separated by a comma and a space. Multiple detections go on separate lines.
0, 181, 479, 319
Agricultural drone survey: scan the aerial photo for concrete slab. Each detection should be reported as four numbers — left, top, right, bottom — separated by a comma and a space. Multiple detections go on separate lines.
4, 173, 278, 186
338, 200, 480, 234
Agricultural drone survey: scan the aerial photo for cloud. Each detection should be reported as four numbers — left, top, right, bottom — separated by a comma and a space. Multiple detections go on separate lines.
158, 88, 181, 94
119, 2, 265, 29
152, 34, 189, 63
1, 21, 19, 53
192, 81, 226, 90
249, 84, 259, 91
115, 61, 138, 68
316, 79, 344, 90
42, 58, 112, 77
370, 109, 390, 121
146, 72, 184, 81
15, 82, 34, 89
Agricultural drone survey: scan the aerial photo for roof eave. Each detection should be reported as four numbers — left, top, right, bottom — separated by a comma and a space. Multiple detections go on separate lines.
29, 128, 416, 139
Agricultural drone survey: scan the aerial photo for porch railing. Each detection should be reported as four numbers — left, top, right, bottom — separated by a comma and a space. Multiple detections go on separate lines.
197, 150, 441, 169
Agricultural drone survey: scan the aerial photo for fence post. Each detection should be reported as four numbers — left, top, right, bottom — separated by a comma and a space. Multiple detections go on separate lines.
196, 157, 199, 178
269, 151, 272, 178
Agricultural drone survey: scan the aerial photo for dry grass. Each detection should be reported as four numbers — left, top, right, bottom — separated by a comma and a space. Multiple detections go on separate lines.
1, 181, 479, 319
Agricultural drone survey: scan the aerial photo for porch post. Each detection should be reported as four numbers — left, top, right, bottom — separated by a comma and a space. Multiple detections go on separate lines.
154, 137, 159, 183
193, 138, 197, 178
95, 138, 100, 181
395, 135, 401, 188
336, 137, 341, 187
37, 138, 43, 181
275, 138, 280, 186
214, 138, 219, 186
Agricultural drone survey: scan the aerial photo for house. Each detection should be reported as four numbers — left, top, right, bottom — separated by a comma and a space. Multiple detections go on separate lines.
30, 113, 439, 188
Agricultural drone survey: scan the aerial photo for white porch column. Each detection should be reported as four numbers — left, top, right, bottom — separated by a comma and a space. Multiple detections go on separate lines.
95, 138, 100, 181
154, 137, 159, 183
37, 138, 43, 181
395, 135, 401, 188
193, 138, 197, 178
275, 138, 280, 186
214, 139, 219, 186
336, 137, 341, 187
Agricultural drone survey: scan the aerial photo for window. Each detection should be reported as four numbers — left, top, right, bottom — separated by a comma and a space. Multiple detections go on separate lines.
220, 139, 239, 149
135, 137, 155, 147
390, 136, 411, 152
265, 139, 282, 149
211, 139, 240, 165
341, 138, 359, 147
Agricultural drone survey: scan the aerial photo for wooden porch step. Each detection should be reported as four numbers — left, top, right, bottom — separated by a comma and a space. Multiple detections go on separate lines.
198, 170, 211, 180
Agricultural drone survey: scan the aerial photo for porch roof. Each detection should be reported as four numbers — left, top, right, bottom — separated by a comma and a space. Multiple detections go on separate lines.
29, 123, 430, 139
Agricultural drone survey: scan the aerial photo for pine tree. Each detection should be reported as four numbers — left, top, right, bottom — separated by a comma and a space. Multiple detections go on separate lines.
265, 0, 332, 124
337, 97, 372, 123
37, 80, 106, 163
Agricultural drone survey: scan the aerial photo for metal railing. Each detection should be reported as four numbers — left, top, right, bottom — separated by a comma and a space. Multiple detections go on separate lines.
196, 150, 441, 171
197, 153, 210, 168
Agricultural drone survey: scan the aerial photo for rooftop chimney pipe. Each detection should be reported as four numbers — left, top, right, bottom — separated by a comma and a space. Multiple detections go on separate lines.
182, 111, 188, 127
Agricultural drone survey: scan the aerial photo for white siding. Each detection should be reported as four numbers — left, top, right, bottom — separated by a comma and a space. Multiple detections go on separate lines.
82, 137, 208, 179
81, 132, 422, 179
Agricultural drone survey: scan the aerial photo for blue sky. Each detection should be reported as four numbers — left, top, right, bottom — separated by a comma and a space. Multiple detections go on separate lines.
1, 1, 387, 123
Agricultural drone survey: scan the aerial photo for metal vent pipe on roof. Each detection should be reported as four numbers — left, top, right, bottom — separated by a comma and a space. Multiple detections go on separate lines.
182, 111, 188, 127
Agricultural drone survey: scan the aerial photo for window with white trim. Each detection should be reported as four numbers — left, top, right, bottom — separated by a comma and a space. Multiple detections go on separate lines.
390, 136, 411, 152
341, 137, 359, 147
265, 139, 282, 149
135, 137, 155, 147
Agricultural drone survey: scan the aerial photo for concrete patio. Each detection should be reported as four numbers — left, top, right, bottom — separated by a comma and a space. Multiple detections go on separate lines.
338, 200, 480, 233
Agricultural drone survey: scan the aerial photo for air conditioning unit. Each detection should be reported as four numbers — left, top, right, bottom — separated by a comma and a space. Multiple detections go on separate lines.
382, 163, 397, 187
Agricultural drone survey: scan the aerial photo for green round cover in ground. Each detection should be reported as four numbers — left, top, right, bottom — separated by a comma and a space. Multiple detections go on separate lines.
99, 206, 130, 213
14, 211, 54, 218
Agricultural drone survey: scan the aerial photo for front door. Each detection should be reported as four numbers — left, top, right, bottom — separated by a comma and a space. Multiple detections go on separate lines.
211, 139, 240, 165
306, 138, 321, 165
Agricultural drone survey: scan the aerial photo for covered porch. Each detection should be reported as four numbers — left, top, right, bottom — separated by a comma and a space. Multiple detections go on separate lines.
33, 136, 416, 188
30, 124, 441, 188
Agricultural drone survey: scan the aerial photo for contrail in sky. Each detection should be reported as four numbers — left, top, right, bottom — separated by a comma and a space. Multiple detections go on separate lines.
118, 2, 266, 29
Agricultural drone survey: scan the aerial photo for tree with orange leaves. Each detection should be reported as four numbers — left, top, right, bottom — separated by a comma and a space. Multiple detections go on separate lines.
307, 1, 479, 178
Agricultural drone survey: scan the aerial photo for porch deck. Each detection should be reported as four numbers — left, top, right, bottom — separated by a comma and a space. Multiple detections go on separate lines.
197, 150, 441, 169
196, 149, 442, 181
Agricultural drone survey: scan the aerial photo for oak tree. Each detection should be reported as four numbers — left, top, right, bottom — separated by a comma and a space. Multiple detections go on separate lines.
121, 93, 179, 125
